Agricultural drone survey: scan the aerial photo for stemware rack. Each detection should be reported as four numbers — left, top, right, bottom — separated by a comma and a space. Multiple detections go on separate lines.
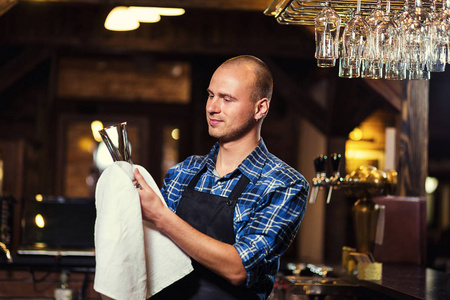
264, 0, 439, 26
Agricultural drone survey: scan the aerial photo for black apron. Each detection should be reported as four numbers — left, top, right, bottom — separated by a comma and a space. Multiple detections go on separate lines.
151, 167, 259, 300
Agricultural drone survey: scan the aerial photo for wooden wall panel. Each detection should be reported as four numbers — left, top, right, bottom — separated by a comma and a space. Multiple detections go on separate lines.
57, 58, 191, 103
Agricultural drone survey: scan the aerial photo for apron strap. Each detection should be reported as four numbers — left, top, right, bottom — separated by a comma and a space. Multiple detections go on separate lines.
186, 165, 250, 205
187, 165, 207, 189
227, 175, 250, 205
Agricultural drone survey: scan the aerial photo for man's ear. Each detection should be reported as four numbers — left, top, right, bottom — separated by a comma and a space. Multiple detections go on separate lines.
255, 98, 269, 121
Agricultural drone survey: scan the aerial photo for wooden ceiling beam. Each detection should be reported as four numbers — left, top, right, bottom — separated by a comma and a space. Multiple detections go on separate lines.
328, 78, 387, 136
0, 47, 51, 94
21, 0, 272, 11
0, 5, 312, 58
363, 78, 403, 112
264, 57, 329, 134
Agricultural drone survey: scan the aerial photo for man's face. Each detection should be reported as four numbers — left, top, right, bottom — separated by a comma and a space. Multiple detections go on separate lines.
206, 64, 258, 143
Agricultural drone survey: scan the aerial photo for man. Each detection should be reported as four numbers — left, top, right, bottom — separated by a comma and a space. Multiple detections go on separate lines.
134, 55, 309, 299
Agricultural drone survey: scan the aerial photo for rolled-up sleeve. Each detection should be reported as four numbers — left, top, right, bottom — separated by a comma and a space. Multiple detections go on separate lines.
234, 177, 308, 287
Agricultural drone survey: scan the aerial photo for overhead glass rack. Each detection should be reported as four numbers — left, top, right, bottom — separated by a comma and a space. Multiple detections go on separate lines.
264, 0, 438, 26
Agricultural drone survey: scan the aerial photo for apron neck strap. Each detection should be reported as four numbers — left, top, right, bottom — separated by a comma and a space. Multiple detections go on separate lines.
187, 165, 250, 201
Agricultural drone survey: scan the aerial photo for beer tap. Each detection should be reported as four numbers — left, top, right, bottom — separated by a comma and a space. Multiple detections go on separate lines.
326, 153, 342, 204
309, 155, 328, 204
309, 153, 397, 205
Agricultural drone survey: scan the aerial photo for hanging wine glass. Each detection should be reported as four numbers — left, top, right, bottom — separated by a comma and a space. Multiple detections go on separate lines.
444, 0, 450, 65
339, 0, 370, 78
394, 0, 412, 70
314, 1, 342, 67
426, 0, 447, 72
404, 0, 430, 80
395, 0, 412, 27
361, 0, 385, 79
373, 0, 405, 80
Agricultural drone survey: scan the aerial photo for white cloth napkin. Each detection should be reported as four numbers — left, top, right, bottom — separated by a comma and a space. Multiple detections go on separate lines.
94, 161, 193, 300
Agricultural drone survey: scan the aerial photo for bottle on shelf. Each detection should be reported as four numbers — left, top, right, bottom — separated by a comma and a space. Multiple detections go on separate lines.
54, 271, 73, 300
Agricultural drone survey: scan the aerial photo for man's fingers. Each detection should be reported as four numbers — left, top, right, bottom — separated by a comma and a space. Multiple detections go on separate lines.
134, 168, 149, 190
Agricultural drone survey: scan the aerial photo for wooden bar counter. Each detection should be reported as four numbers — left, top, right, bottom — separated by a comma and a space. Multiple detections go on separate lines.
0, 257, 449, 299
280, 263, 449, 299
357, 264, 449, 299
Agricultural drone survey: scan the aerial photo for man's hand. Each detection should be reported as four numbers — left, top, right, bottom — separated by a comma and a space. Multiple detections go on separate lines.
133, 168, 170, 228
133, 168, 247, 286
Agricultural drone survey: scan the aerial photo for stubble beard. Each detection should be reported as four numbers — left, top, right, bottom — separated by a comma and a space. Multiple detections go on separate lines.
208, 117, 256, 144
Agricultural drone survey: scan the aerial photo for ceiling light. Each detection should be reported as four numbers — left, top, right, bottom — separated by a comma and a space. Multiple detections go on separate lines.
128, 7, 161, 23
105, 7, 185, 31
104, 6, 140, 31
144, 7, 185, 16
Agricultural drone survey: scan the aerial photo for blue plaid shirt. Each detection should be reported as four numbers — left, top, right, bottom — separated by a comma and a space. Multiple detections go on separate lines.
161, 139, 309, 299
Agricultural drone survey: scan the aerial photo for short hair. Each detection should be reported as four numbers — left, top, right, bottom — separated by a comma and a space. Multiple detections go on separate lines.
221, 55, 273, 102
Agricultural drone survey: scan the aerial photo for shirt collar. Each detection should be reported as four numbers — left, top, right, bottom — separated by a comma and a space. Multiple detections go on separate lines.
205, 139, 268, 183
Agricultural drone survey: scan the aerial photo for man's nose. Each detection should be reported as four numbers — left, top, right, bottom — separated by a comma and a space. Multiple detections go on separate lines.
206, 97, 220, 114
